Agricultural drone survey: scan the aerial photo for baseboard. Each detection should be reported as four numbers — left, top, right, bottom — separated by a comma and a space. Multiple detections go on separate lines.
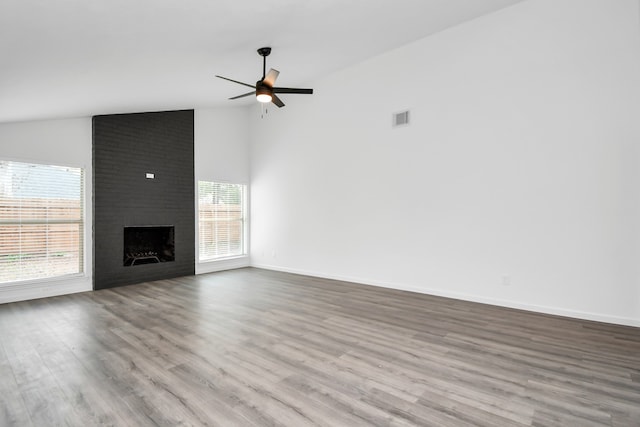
251, 263, 640, 328
196, 256, 251, 275
0, 276, 92, 304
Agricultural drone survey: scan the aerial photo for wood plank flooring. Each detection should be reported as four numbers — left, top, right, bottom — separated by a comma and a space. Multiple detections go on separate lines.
1, 267, 639, 426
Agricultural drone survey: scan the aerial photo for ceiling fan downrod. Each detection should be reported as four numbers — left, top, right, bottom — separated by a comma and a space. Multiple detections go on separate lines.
257, 47, 271, 80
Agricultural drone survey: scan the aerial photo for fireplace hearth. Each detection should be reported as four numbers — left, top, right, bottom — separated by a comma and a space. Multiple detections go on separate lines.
123, 226, 175, 266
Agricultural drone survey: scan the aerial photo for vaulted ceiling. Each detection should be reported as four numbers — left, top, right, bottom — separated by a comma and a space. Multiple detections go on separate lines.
0, 0, 524, 123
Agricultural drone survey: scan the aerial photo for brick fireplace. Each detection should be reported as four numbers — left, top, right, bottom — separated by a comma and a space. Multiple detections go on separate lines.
92, 110, 195, 290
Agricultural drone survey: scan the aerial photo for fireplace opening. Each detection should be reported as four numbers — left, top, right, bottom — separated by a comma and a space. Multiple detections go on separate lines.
123, 226, 175, 266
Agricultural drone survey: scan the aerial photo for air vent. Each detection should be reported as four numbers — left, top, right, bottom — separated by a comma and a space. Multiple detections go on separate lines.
393, 110, 410, 128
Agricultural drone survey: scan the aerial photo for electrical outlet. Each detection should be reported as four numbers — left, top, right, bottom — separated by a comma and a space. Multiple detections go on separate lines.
502, 275, 511, 286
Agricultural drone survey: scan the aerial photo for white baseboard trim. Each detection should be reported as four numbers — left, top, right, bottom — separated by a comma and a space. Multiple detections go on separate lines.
251, 263, 640, 328
196, 257, 250, 275
0, 276, 92, 304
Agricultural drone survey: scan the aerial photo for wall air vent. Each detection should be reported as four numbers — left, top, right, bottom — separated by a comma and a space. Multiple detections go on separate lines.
393, 110, 410, 128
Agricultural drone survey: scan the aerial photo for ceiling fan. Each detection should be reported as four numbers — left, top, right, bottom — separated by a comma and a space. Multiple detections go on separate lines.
215, 47, 313, 108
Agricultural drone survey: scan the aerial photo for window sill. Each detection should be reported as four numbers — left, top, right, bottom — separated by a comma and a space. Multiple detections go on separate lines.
196, 255, 250, 275
0, 273, 87, 290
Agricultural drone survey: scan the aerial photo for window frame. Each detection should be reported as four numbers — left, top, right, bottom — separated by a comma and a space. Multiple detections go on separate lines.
197, 180, 248, 263
0, 159, 85, 286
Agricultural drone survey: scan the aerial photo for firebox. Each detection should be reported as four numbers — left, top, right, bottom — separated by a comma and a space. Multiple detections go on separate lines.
123, 226, 175, 266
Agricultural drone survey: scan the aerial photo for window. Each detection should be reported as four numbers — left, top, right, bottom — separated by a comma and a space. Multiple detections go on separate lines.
198, 181, 246, 261
0, 160, 84, 284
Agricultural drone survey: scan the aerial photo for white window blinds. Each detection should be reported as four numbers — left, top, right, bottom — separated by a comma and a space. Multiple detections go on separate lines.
0, 160, 84, 284
198, 181, 246, 261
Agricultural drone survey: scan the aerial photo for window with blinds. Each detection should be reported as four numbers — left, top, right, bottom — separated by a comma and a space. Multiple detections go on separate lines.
198, 181, 246, 261
0, 160, 84, 284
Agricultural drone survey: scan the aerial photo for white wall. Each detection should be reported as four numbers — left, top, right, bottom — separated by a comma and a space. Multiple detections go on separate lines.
194, 107, 251, 273
250, 0, 640, 326
0, 117, 93, 302
195, 107, 250, 185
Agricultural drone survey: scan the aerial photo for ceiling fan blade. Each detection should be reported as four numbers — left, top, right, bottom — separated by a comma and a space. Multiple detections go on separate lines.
229, 91, 256, 100
271, 94, 285, 108
273, 87, 313, 95
215, 75, 255, 89
263, 68, 280, 87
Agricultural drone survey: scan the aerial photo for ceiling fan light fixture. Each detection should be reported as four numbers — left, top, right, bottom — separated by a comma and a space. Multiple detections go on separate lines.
255, 84, 272, 103
256, 93, 272, 103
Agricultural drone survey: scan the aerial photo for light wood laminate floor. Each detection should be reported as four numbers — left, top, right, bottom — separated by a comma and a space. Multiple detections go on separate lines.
1, 268, 639, 426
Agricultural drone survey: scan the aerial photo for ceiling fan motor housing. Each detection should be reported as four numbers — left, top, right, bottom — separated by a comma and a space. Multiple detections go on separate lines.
256, 81, 273, 95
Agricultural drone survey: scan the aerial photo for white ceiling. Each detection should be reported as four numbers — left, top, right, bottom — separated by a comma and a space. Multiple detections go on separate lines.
0, 0, 524, 124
